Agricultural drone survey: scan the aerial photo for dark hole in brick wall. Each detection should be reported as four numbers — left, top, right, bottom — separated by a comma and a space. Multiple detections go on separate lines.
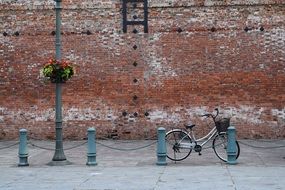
177, 27, 182, 33
145, 112, 149, 117
133, 15, 138, 20
133, 61, 138, 67
133, 45, 137, 50
260, 26, 264, 32
51, 31, 56, 35
134, 112, 138, 117
1, 131, 6, 137
244, 26, 249, 32
3, 32, 8, 36
211, 27, 216, 32
123, 131, 131, 134
133, 78, 138, 83
122, 111, 128, 117
133, 29, 138, 34
86, 30, 92, 35
14, 31, 19, 36
133, 95, 138, 100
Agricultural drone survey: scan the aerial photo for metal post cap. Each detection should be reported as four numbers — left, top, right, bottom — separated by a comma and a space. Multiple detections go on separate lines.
157, 127, 165, 131
88, 127, 95, 132
19, 129, 27, 133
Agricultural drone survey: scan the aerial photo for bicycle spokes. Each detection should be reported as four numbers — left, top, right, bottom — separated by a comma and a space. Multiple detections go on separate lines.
165, 130, 192, 161
173, 143, 180, 152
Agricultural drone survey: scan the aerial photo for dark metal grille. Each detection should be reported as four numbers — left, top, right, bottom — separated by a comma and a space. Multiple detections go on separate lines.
122, 0, 148, 33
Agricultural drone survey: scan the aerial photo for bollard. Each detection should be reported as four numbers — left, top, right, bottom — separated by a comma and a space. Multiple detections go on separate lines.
156, 127, 167, 165
18, 129, 29, 166
227, 126, 237, 165
86, 127, 97, 166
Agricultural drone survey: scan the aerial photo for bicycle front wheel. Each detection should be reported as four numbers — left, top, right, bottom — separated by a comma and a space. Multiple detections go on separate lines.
165, 130, 192, 161
213, 132, 240, 162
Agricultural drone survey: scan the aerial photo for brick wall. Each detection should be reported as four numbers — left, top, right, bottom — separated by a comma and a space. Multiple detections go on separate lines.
0, 0, 284, 139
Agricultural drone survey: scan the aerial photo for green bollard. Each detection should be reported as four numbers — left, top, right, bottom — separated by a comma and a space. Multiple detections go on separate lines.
156, 127, 167, 166
18, 129, 29, 166
86, 127, 97, 166
227, 126, 237, 165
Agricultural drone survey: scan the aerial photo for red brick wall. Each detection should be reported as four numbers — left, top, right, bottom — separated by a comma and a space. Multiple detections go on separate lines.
0, 0, 284, 139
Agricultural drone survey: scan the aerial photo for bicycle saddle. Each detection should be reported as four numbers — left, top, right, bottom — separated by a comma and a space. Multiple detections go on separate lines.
185, 124, 196, 129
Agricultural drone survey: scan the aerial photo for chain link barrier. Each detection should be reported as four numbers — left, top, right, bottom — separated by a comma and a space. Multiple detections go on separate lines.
27, 137, 87, 151
95, 134, 158, 151
96, 140, 157, 151
0, 142, 19, 150
249, 139, 285, 143
28, 141, 55, 151
64, 141, 87, 150
238, 140, 285, 149
99, 134, 157, 142
28, 139, 157, 152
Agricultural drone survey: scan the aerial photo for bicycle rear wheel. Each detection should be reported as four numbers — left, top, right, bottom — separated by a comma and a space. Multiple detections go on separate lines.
165, 130, 192, 161
213, 132, 240, 162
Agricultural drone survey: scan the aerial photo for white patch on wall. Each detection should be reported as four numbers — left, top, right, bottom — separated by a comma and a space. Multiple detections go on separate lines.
65, 107, 118, 121
149, 110, 168, 121
0, 106, 118, 122
263, 28, 285, 56
246, 14, 261, 24
143, 38, 177, 84
148, 106, 284, 126
272, 108, 285, 120
150, 33, 162, 42
222, 106, 265, 124
0, 116, 4, 122
148, 110, 181, 123
185, 106, 209, 118
0, 106, 284, 126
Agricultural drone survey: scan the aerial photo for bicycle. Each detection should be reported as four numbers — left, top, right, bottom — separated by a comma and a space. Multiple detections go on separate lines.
165, 108, 240, 162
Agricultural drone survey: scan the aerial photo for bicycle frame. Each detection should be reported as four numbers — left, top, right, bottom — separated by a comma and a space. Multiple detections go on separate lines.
191, 127, 218, 147
169, 126, 218, 150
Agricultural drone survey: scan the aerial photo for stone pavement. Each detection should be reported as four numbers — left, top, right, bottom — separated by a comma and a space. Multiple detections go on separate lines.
0, 139, 284, 190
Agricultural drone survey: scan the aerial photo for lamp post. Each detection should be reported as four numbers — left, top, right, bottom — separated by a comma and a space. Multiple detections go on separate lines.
50, 0, 67, 164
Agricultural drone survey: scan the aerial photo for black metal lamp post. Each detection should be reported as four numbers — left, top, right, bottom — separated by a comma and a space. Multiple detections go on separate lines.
50, 0, 67, 164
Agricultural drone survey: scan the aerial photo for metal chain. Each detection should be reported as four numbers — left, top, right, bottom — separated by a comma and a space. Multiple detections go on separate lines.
28, 136, 48, 141
239, 141, 285, 149
28, 140, 87, 151
0, 142, 19, 150
248, 139, 285, 143
99, 135, 157, 143
96, 140, 157, 151
64, 141, 87, 150
28, 141, 55, 151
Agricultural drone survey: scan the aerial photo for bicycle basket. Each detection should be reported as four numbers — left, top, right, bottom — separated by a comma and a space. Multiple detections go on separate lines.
215, 118, 230, 133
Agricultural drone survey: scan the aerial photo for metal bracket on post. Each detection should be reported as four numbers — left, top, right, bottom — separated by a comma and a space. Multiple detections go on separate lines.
18, 129, 29, 167
86, 127, 97, 166
156, 127, 167, 166
227, 126, 237, 165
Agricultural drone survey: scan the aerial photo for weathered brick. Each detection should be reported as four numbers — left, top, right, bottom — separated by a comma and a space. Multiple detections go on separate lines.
0, 0, 284, 139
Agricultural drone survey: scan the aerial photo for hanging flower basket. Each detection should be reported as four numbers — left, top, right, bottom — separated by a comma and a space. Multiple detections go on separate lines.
41, 58, 75, 83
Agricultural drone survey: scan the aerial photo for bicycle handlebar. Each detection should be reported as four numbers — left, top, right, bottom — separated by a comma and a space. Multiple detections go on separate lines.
199, 108, 219, 121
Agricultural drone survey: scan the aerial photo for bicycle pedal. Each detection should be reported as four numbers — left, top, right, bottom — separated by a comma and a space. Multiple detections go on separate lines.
198, 152, 202, 156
